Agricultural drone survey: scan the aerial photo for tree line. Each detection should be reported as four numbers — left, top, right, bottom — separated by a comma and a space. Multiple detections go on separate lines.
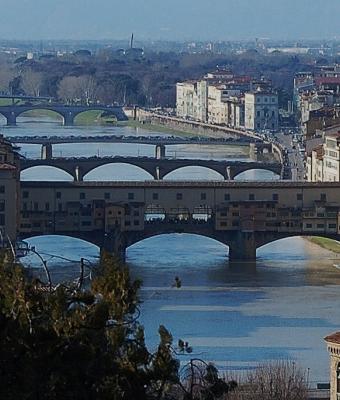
0, 48, 330, 108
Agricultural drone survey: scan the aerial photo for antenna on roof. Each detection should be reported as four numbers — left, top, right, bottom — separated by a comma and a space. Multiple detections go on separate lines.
130, 33, 134, 49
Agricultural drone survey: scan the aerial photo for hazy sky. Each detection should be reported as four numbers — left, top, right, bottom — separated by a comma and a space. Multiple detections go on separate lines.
0, 0, 339, 41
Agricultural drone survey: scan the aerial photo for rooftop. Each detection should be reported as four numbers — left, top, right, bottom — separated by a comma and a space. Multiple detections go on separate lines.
325, 332, 340, 345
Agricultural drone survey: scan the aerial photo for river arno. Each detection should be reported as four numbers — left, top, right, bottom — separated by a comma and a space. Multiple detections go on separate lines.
4, 117, 340, 386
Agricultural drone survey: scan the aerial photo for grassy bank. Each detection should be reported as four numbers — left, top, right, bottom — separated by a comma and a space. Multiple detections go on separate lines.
307, 237, 340, 254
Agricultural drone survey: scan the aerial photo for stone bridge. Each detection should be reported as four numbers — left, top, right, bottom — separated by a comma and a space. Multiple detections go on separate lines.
19, 219, 340, 264
18, 180, 340, 263
0, 104, 127, 126
19, 156, 283, 181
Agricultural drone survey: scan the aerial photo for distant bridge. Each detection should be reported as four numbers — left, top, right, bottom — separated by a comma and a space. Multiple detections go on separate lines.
19, 156, 283, 181
9, 135, 281, 163
8, 134, 255, 146
0, 104, 127, 126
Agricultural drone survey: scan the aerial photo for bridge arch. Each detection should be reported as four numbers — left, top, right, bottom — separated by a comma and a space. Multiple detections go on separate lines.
257, 234, 340, 251
126, 232, 229, 261
16, 107, 65, 123
233, 167, 281, 181
20, 233, 101, 249
83, 162, 155, 181
20, 165, 74, 181
72, 108, 116, 123
162, 166, 225, 181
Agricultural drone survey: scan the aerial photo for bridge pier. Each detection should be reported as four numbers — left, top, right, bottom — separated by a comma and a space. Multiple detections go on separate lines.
74, 166, 84, 182
155, 144, 166, 159
41, 143, 53, 160
63, 112, 75, 126
228, 232, 257, 262
224, 166, 232, 180
101, 228, 127, 262
6, 112, 17, 126
155, 166, 163, 180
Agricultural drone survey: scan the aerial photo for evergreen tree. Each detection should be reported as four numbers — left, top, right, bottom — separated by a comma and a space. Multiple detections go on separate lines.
0, 251, 179, 400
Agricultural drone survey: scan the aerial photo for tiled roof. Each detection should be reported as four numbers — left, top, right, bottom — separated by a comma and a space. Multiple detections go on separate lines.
316, 77, 340, 85
325, 332, 340, 345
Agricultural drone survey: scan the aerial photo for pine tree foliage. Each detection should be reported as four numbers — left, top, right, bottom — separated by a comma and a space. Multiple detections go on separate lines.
0, 251, 180, 400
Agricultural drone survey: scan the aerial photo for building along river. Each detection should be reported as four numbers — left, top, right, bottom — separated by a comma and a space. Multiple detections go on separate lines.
3, 115, 340, 386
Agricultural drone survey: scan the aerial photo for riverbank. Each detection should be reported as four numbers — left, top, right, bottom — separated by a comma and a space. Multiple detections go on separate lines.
306, 237, 340, 254
116, 118, 199, 137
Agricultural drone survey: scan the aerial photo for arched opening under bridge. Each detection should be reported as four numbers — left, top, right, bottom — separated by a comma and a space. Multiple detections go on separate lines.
83, 162, 154, 181
257, 235, 340, 263
20, 165, 74, 181
163, 166, 224, 181
20, 235, 99, 285
127, 233, 229, 275
73, 109, 115, 125
17, 109, 64, 124
234, 168, 280, 181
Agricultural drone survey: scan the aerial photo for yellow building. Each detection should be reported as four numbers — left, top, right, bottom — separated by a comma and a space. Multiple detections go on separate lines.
325, 333, 340, 400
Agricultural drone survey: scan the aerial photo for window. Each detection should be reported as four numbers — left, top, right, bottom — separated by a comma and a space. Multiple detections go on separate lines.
34, 202, 38, 211
320, 193, 327, 202
23, 202, 27, 211
104, 192, 110, 200
45, 202, 50, 211
232, 221, 239, 227
58, 204, 62, 212
0, 201, 4, 212
23, 191, 29, 199
33, 222, 41, 228
176, 193, 183, 200
56, 192, 61, 199
128, 192, 134, 200
0, 185, 5, 194
306, 223, 312, 228
329, 223, 337, 229
133, 210, 139, 216
317, 224, 325, 229
220, 221, 228, 227
224, 193, 230, 201
134, 220, 140, 226
297, 193, 303, 201
81, 221, 91, 226
257, 111, 261, 117
152, 193, 159, 200
125, 221, 131, 226
0, 214, 5, 226
249, 194, 255, 201
201, 193, 207, 201
80, 192, 85, 200
232, 212, 239, 217
272, 193, 279, 201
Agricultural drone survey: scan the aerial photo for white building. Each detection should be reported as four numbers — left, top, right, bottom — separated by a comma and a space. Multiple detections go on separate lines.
244, 90, 279, 132
176, 80, 208, 122
306, 125, 340, 182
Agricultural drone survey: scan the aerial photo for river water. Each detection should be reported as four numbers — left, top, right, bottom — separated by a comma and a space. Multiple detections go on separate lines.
3, 116, 340, 386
